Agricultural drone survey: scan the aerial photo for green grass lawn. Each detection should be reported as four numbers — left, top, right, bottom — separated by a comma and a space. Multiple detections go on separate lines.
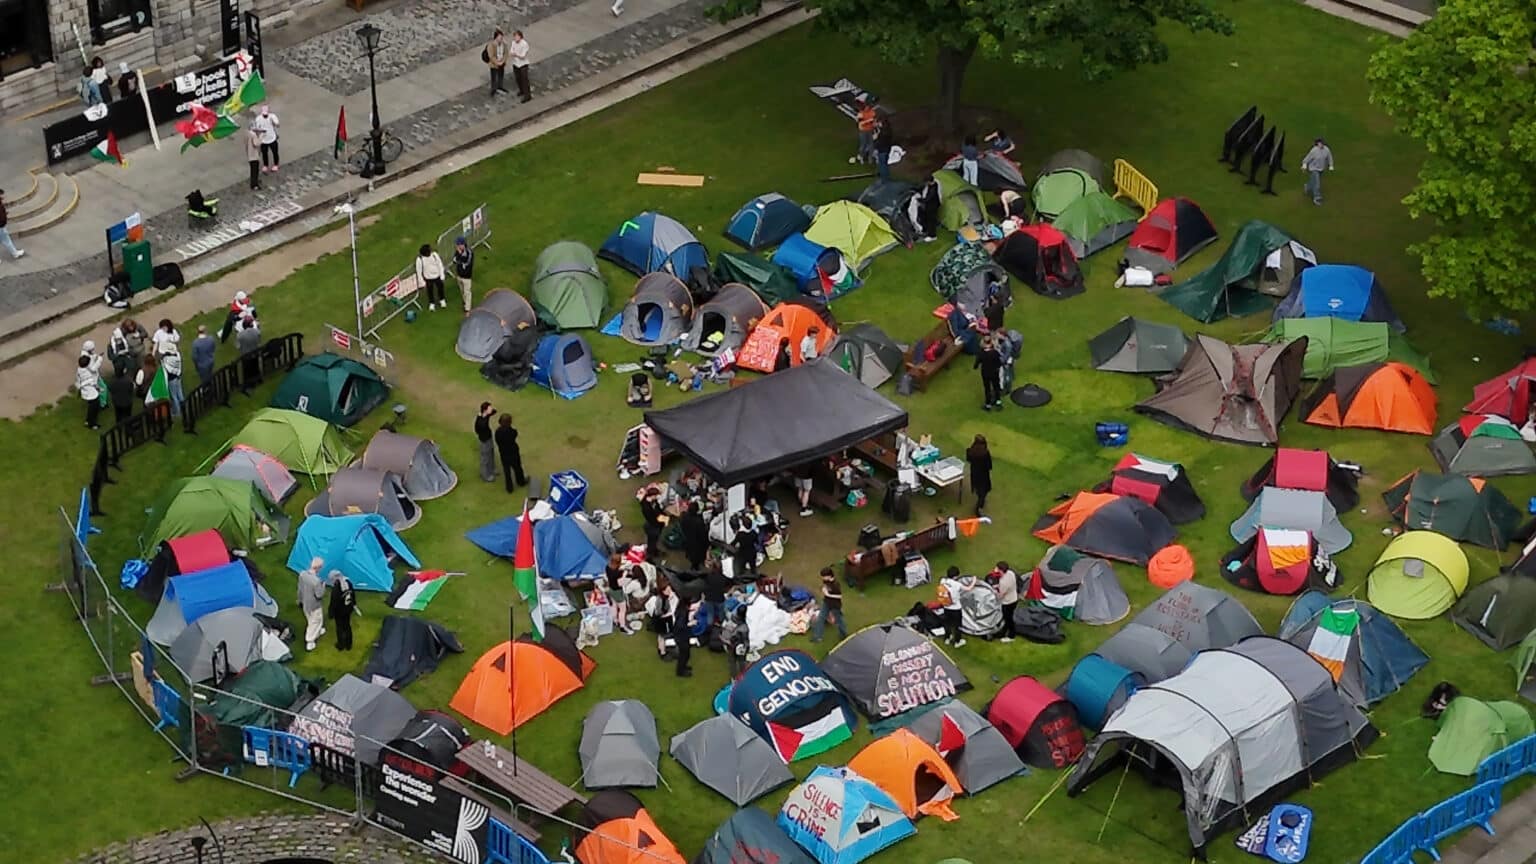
5, 2, 1532, 862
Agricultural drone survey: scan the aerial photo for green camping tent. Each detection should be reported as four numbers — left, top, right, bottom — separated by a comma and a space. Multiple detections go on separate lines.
804, 201, 900, 272
1430, 416, 1536, 477
1384, 471, 1522, 550
270, 353, 389, 427
144, 476, 290, 550
1088, 317, 1189, 374
1032, 168, 1099, 220
713, 251, 801, 307
531, 241, 607, 329
1160, 220, 1301, 323
1053, 191, 1138, 258
205, 660, 304, 728
1429, 696, 1533, 776
1261, 318, 1436, 381
930, 171, 987, 230
1514, 630, 1536, 697
828, 323, 905, 388
1454, 573, 1536, 650
1367, 530, 1470, 620
231, 408, 354, 476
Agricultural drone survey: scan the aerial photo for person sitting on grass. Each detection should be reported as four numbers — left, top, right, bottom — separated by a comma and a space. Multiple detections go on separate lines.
626, 372, 652, 407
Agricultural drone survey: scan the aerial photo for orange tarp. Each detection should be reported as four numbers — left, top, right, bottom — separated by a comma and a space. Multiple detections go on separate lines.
1032, 492, 1119, 545
449, 639, 593, 735
847, 729, 964, 821
735, 304, 836, 373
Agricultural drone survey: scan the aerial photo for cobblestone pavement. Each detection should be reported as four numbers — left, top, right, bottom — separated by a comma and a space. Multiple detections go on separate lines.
76, 813, 440, 864
0, 0, 713, 318
272, 0, 590, 95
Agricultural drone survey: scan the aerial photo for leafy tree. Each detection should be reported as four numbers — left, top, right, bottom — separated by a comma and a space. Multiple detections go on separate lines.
711, 0, 1231, 135
1367, 0, 1536, 316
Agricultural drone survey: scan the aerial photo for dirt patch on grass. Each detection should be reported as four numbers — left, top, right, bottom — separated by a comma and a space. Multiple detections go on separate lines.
888, 105, 1023, 175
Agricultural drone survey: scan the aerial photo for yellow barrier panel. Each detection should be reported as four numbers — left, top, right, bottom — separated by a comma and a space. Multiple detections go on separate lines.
1113, 158, 1159, 220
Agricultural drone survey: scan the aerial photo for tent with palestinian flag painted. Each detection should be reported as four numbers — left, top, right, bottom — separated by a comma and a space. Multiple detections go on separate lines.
1096, 453, 1205, 525
906, 700, 1024, 794
1431, 415, 1536, 477
728, 649, 857, 763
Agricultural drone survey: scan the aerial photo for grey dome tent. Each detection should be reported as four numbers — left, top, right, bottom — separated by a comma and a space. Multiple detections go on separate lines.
456, 289, 537, 362
1088, 317, 1189, 374
1134, 334, 1307, 446
531, 241, 607, 330
388, 710, 470, 772
579, 700, 661, 789
1431, 415, 1536, 477
621, 273, 694, 346
169, 607, 270, 682
959, 580, 1004, 637
697, 808, 814, 864
950, 267, 1012, 321
669, 713, 795, 806
823, 621, 971, 719
1068, 636, 1375, 855
289, 673, 417, 765
682, 282, 768, 357
1094, 624, 1195, 683
942, 150, 1028, 192
1230, 487, 1353, 554
725, 193, 813, 251
856, 179, 927, 244
361, 430, 457, 500
306, 466, 422, 531
1279, 592, 1427, 707
827, 323, 904, 388
1454, 573, 1536, 651
906, 700, 1025, 793
1027, 545, 1130, 625
211, 445, 298, 505
1095, 582, 1262, 683
145, 560, 280, 646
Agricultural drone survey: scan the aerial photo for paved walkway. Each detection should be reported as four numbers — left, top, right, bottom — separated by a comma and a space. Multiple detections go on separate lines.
75, 812, 439, 863
1441, 785, 1536, 864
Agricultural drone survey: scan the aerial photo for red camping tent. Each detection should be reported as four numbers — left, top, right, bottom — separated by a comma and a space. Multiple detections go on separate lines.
1240, 447, 1360, 510
984, 676, 1085, 768
1466, 357, 1536, 421
1125, 198, 1218, 274
992, 225, 1083, 299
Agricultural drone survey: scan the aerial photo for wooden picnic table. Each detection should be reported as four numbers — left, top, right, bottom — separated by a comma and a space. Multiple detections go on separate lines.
456, 741, 587, 817
439, 775, 542, 843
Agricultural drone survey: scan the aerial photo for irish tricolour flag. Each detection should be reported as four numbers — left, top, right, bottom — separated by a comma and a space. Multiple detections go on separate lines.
1306, 606, 1359, 682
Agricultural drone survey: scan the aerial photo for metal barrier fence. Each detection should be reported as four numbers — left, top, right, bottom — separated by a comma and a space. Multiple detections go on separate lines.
360, 204, 492, 341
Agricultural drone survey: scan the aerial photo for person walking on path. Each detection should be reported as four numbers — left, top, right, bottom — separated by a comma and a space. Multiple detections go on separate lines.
811, 567, 846, 643
297, 557, 327, 651
452, 236, 475, 313
966, 434, 993, 516
679, 501, 709, 570
191, 325, 216, 381
873, 117, 894, 181
475, 402, 497, 482
960, 135, 980, 186
416, 243, 447, 311
245, 126, 262, 190
975, 332, 1003, 411
510, 31, 532, 103
75, 350, 104, 430
251, 105, 281, 173
485, 29, 510, 96
494, 413, 528, 490
0, 189, 25, 260
1301, 137, 1334, 206
991, 561, 1018, 642
850, 97, 877, 165
328, 571, 356, 651
939, 566, 966, 647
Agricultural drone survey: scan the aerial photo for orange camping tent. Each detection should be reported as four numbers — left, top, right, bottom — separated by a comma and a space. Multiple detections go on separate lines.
575, 790, 686, 864
846, 729, 965, 821
735, 303, 837, 373
1301, 361, 1437, 435
449, 628, 595, 735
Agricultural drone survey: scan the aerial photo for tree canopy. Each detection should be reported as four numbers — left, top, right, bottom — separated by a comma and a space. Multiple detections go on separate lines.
1367, 0, 1536, 316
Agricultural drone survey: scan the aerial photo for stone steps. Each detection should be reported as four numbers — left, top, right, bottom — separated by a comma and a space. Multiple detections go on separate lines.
12, 172, 79, 237
5, 171, 41, 207
9, 171, 57, 221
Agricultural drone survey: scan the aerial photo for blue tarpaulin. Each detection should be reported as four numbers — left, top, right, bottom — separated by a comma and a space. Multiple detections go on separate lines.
165, 561, 259, 623
287, 513, 420, 592
465, 514, 607, 583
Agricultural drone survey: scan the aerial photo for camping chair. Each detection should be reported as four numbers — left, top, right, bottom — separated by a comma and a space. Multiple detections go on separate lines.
186, 190, 219, 229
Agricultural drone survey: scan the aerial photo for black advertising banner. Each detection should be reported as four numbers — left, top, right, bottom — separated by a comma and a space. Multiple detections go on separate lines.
146, 54, 246, 123
373, 751, 490, 863
245, 12, 265, 79
220, 0, 242, 56
44, 110, 116, 165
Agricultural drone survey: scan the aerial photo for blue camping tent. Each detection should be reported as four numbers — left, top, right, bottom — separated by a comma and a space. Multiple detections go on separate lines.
530, 333, 597, 399
145, 560, 280, 645
771, 233, 841, 289
728, 649, 857, 762
599, 211, 709, 277
287, 513, 420, 592
465, 514, 607, 583
778, 766, 915, 864
726, 193, 812, 252
1279, 591, 1429, 706
1064, 654, 1143, 730
1273, 265, 1405, 332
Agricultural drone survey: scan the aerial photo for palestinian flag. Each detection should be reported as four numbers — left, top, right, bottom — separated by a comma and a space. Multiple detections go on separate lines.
393, 570, 451, 610
333, 105, 348, 159
221, 71, 266, 117
90, 131, 124, 166
817, 253, 861, 300
937, 711, 967, 755
766, 707, 852, 762
514, 504, 544, 641
1306, 605, 1359, 681
145, 364, 170, 404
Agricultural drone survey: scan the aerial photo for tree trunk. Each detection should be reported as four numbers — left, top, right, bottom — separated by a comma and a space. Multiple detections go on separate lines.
936, 41, 977, 138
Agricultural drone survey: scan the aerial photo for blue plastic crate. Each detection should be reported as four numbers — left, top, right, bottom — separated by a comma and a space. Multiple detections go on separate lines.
547, 470, 589, 515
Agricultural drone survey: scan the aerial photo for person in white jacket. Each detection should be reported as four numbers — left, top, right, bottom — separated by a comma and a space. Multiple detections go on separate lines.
76, 349, 104, 429
415, 243, 447, 310
251, 105, 281, 173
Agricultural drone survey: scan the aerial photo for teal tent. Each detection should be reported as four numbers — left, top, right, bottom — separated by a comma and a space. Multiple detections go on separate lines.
269, 353, 389, 427
531, 241, 607, 330
1053, 191, 1139, 258
712, 250, 801, 307
1161, 221, 1310, 323
1261, 318, 1435, 381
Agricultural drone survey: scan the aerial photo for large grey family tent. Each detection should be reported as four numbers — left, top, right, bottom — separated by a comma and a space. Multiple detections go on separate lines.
169, 607, 273, 682
1273, 264, 1405, 332
622, 272, 694, 346
231, 408, 354, 476
1134, 334, 1307, 446
1024, 546, 1130, 624
713, 250, 802, 307
670, 713, 795, 806
388, 710, 470, 772
1279, 592, 1428, 707
1031, 149, 1106, 219
992, 225, 1084, 299
726, 193, 813, 251
930, 170, 986, 230
1241, 447, 1360, 510
145, 560, 279, 646
361, 430, 457, 500
143, 476, 291, 550
479, 325, 542, 392
644, 361, 907, 485
306, 466, 421, 531
823, 622, 971, 719
1088, 317, 1189, 374
907, 700, 1025, 793
827, 323, 904, 388
697, 808, 814, 864
1454, 573, 1536, 650
1094, 582, 1262, 683
1125, 197, 1220, 274
531, 333, 598, 399
984, 676, 1086, 768
580, 700, 661, 789
1160, 220, 1314, 323
456, 289, 538, 362
1262, 318, 1434, 381
944, 149, 1028, 192
1431, 415, 1536, 477
1231, 487, 1353, 554
1052, 191, 1138, 258
1031, 492, 1177, 566
1367, 530, 1470, 620
361, 614, 463, 690
139, 529, 230, 603
531, 241, 607, 330
1063, 654, 1142, 730
270, 353, 389, 428
289, 673, 417, 764
212, 445, 298, 506
600, 211, 709, 277
1384, 471, 1521, 549
287, 513, 420, 593
682, 282, 768, 357
1067, 636, 1376, 854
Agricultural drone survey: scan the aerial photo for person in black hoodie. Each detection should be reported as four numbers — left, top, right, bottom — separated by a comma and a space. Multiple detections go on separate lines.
328, 572, 356, 650
475, 402, 496, 482
967, 435, 993, 516
679, 501, 710, 570
974, 331, 1003, 411
494, 413, 528, 490
702, 563, 729, 626
452, 236, 475, 313
639, 486, 667, 560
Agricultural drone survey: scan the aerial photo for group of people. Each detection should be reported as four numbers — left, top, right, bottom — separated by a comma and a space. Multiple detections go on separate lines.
935, 560, 1019, 646
849, 97, 896, 180
414, 237, 475, 312
245, 105, 283, 191
77, 56, 137, 107
483, 29, 533, 102
473, 402, 528, 492
297, 556, 358, 652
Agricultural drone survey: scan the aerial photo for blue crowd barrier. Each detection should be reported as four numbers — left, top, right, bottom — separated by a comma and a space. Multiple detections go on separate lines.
1360, 817, 1418, 864
243, 726, 313, 788
1420, 780, 1501, 860
151, 680, 182, 732
1476, 733, 1536, 786
487, 817, 550, 864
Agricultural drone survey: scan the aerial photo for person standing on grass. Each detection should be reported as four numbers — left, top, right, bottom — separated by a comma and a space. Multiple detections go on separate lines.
680, 501, 710, 570
966, 434, 993, 516
416, 243, 447, 311
110, 318, 148, 377
475, 402, 497, 482
774, 338, 793, 372
297, 557, 327, 651
811, 567, 846, 643
452, 236, 475, 313
974, 332, 1003, 411
236, 314, 262, 393
794, 461, 815, 517
108, 361, 134, 424
220, 291, 254, 342
495, 413, 528, 490
800, 326, 821, 363
485, 29, 510, 96
160, 336, 185, 420
640, 486, 668, 561
873, 117, 894, 181
152, 318, 180, 358
251, 105, 281, 174
191, 325, 216, 381
960, 135, 980, 186
76, 351, 104, 430
850, 97, 877, 165
671, 594, 693, 678
939, 566, 966, 647
510, 31, 531, 103
1301, 137, 1334, 206
328, 571, 356, 651
991, 560, 1018, 642
0, 188, 25, 260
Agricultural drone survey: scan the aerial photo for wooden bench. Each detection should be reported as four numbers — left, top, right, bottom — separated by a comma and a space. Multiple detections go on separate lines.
843, 519, 955, 588
440, 775, 542, 843
456, 742, 586, 817
904, 320, 962, 391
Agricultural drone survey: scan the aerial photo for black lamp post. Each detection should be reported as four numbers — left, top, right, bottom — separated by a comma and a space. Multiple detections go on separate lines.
356, 23, 384, 179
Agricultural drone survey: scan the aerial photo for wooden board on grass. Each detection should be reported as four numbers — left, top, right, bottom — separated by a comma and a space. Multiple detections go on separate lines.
637, 172, 705, 187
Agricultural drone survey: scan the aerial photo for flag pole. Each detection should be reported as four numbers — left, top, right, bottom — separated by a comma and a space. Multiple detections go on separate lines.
136, 70, 161, 151
509, 603, 518, 775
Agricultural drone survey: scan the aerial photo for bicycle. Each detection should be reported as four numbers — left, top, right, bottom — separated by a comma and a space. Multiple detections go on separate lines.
344, 129, 406, 174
